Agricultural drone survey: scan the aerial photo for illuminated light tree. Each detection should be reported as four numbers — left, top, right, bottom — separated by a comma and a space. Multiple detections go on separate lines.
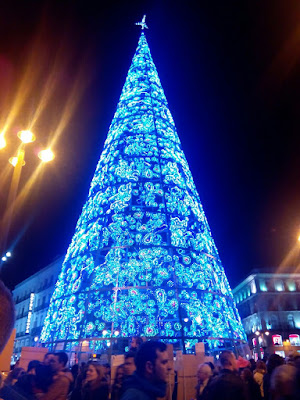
41, 29, 246, 353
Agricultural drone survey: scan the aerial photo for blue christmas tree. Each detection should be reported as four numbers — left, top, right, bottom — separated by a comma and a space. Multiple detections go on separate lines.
41, 28, 246, 352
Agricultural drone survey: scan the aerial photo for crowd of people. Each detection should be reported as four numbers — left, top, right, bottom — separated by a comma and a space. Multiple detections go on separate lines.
195, 351, 300, 400
1, 281, 300, 400
0, 342, 300, 400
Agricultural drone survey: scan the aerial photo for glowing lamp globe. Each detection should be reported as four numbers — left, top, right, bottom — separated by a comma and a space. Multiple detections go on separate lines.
38, 149, 54, 162
17, 130, 36, 144
9, 156, 26, 167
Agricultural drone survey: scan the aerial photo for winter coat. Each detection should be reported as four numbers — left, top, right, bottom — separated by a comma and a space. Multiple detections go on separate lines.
120, 372, 167, 400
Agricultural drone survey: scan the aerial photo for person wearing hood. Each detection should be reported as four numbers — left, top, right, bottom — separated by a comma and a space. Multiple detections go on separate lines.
121, 341, 171, 400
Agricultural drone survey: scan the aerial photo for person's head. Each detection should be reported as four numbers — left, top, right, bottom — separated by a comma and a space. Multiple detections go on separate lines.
85, 363, 105, 387
219, 351, 238, 371
241, 368, 253, 383
0, 281, 15, 354
256, 360, 266, 373
27, 360, 41, 375
115, 364, 125, 384
130, 336, 143, 351
55, 352, 68, 368
46, 352, 68, 373
197, 363, 212, 383
43, 352, 55, 365
270, 364, 297, 399
103, 363, 111, 377
135, 340, 170, 383
124, 351, 136, 376
205, 361, 215, 371
267, 354, 284, 375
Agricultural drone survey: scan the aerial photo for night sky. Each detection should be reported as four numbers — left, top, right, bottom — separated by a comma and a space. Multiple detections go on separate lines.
0, 0, 299, 290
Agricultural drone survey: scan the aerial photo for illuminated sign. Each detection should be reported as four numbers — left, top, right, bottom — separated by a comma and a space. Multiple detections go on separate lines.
289, 334, 300, 346
272, 334, 282, 346
26, 293, 35, 334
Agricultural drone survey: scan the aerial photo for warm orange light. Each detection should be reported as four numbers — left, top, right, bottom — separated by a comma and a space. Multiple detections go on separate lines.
9, 157, 25, 167
38, 148, 55, 162
17, 130, 36, 144
0, 134, 6, 149
298, 235, 300, 242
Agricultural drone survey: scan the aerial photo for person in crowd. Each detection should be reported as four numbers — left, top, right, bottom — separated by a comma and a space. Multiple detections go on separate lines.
41, 352, 73, 400
129, 337, 143, 353
27, 360, 41, 375
70, 362, 109, 400
111, 364, 125, 400
204, 362, 218, 377
0, 364, 53, 400
121, 340, 171, 400
270, 364, 297, 400
263, 354, 284, 400
124, 352, 136, 378
195, 363, 213, 400
103, 363, 111, 385
241, 368, 261, 400
0, 281, 15, 354
254, 360, 267, 397
205, 350, 247, 400
43, 353, 55, 366
249, 359, 257, 372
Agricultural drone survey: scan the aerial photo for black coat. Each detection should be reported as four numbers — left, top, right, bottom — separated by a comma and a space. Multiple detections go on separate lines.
204, 369, 248, 400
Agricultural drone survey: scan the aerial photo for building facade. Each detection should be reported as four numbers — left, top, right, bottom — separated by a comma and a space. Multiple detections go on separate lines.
12, 256, 62, 361
233, 271, 300, 359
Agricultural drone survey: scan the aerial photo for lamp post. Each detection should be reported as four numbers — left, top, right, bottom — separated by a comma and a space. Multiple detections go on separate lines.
0, 130, 54, 259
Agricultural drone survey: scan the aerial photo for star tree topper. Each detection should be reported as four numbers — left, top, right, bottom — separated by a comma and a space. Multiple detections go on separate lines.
135, 15, 148, 30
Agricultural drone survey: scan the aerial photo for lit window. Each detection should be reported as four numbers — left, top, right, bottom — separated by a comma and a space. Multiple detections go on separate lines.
259, 280, 267, 292
251, 281, 257, 294
275, 280, 284, 292
287, 280, 296, 291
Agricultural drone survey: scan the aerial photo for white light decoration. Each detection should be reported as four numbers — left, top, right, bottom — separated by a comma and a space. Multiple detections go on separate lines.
26, 293, 35, 334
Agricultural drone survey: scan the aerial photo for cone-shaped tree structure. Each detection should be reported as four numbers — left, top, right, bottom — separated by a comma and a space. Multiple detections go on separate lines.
41, 32, 245, 351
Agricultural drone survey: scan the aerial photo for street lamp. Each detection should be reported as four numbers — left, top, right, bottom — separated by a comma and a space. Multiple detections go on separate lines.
1, 129, 54, 258
38, 148, 55, 162
17, 130, 36, 144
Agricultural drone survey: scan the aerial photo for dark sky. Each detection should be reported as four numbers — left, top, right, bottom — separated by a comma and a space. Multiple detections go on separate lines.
0, 0, 299, 289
